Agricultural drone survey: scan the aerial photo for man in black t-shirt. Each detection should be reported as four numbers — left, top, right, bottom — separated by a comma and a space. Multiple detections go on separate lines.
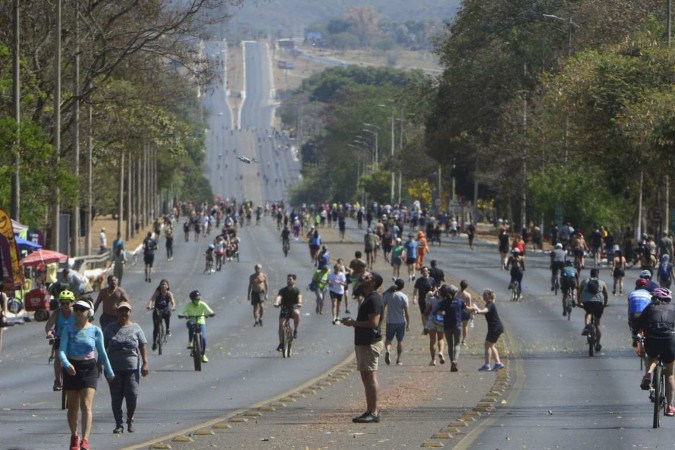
142, 232, 158, 283
274, 274, 303, 350
428, 260, 445, 289
343, 271, 384, 424
413, 267, 435, 328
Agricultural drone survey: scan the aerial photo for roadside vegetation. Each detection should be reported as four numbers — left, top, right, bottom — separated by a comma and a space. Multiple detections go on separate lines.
283, 1, 674, 233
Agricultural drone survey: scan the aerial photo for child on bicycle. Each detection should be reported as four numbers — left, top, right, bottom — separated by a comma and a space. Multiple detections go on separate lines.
180, 290, 215, 362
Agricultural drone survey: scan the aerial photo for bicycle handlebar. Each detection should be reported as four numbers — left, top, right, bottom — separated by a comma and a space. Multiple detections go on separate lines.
177, 314, 215, 319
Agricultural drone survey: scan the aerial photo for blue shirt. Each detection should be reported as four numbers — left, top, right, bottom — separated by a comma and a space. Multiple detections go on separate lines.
59, 324, 114, 378
628, 288, 652, 314
404, 240, 419, 259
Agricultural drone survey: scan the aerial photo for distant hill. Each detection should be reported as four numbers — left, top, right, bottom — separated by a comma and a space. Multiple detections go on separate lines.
220, 0, 460, 39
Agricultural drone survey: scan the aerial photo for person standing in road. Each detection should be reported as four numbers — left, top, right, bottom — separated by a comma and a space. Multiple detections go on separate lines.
112, 245, 127, 286
498, 227, 510, 270
248, 264, 268, 327
112, 232, 125, 257
467, 222, 476, 250
403, 233, 419, 281
104, 302, 149, 434
94, 275, 132, 331
436, 284, 469, 372
142, 232, 158, 283
343, 271, 384, 423
59, 299, 114, 450
413, 267, 435, 330
457, 280, 474, 345
364, 228, 378, 267
311, 265, 330, 315
473, 289, 505, 371
428, 260, 445, 288
165, 223, 174, 261
329, 264, 347, 324
383, 278, 410, 366
390, 238, 404, 279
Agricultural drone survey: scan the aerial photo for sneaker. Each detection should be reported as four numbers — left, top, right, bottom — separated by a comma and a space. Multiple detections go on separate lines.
478, 364, 492, 371
352, 412, 380, 423
80, 438, 90, 450
594, 343, 602, 352
439, 354, 445, 364
166, 330, 171, 336
492, 362, 505, 371
201, 354, 209, 363
666, 406, 675, 417
113, 425, 124, 434
412, 275, 416, 281
640, 373, 652, 390
53, 379, 62, 391
152, 343, 157, 351
127, 420, 135, 433
276, 343, 283, 352
253, 321, 258, 327
451, 362, 458, 372
187, 341, 193, 349
429, 360, 436, 366
69, 434, 80, 450
385, 352, 391, 365
293, 330, 298, 339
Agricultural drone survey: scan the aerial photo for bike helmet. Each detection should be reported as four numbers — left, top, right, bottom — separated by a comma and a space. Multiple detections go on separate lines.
652, 287, 672, 303
555, 243, 563, 249
58, 290, 75, 302
635, 278, 649, 288
189, 290, 201, 301
208, 244, 215, 250
639, 270, 652, 279
512, 248, 520, 255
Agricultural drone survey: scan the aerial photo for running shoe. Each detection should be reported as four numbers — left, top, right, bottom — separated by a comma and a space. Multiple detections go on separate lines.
201, 354, 209, 363
478, 364, 492, 371
666, 406, 675, 417
127, 420, 135, 432
293, 330, 298, 339
385, 352, 391, 365
492, 362, 505, 371
80, 438, 90, 450
439, 354, 445, 364
352, 412, 380, 423
276, 343, 283, 352
451, 362, 458, 372
69, 435, 80, 450
113, 425, 124, 434
53, 379, 62, 391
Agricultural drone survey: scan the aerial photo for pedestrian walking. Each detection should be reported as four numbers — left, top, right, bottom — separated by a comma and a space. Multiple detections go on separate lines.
248, 264, 268, 327
456, 280, 474, 345
93, 275, 131, 331
436, 285, 470, 372
59, 299, 114, 450
342, 271, 384, 423
112, 246, 127, 286
329, 264, 347, 324
473, 289, 505, 371
383, 278, 410, 365
424, 286, 445, 366
104, 302, 149, 434
310, 265, 330, 315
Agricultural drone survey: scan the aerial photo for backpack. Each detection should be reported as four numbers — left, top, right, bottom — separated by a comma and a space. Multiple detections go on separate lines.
659, 263, 672, 282
586, 279, 600, 295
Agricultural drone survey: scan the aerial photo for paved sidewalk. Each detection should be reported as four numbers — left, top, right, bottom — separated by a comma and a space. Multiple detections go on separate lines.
130, 226, 511, 450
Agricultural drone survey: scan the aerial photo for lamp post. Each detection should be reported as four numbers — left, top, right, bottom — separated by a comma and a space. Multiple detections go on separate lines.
362, 124, 379, 168
542, 13, 576, 58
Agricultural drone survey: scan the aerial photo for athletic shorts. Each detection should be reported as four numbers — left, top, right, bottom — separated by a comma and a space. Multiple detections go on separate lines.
385, 323, 406, 343
582, 302, 604, 318
407, 257, 417, 265
329, 291, 343, 301
644, 335, 675, 364
391, 256, 402, 267
486, 328, 503, 344
355, 340, 384, 371
251, 291, 266, 305
144, 255, 155, 266
63, 358, 99, 391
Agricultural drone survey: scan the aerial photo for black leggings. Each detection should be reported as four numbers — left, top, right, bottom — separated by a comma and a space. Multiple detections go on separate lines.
153, 309, 171, 342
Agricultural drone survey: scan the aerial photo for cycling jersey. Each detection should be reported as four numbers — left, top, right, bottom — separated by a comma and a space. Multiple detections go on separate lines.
180, 301, 214, 325
627, 288, 652, 314
561, 267, 578, 279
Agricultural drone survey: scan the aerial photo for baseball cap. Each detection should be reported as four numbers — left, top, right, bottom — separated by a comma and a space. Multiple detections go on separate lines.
116, 301, 132, 311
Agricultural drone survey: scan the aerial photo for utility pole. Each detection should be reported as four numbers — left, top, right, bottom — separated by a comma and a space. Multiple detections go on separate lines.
52, 0, 62, 252
11, 0, 20, 221
71, 0, 80, 256
665, 0, 672, 233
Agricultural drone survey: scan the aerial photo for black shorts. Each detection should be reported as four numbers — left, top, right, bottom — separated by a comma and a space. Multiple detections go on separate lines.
561, 277, 577, 292
63, 358, 99, 391
278, 305, 297, 320
330, 291, 343, 301
251, 291, 266, 305
144, 254, 155, 266
644, 335, 675, 364
486, 328, 503, 344
582, 302, 604, 318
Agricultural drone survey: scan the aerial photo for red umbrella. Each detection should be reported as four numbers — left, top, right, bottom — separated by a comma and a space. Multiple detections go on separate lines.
19, 249, 69, 267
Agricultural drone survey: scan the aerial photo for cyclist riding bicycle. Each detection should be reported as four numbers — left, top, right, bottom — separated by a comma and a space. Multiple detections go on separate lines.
550, 243, 567, 291
505, 249, 525, 296
146, 279, 176, 350
579, 268, 609, 352
274, 274, 303, 351
180, 290, 214, 363
204, 245, 215, 273
281, 226, 291, 244
635, 287, 675, 416
560, 261, 579, 315
44, 289, 76, 391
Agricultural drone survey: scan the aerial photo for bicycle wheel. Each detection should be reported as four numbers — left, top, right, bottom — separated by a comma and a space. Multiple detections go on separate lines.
193, 331, 202, 371
283, 326, 292, 358
157, 320, 165, 356
587, 324, 595, 357
653, 363, 663, 428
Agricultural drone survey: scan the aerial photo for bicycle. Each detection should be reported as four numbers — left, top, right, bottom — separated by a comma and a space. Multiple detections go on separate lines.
282, 239, 290, 257
204, 259, 214, 274
274, 305, 294, 358
561, 283, 575, 321
509, 279, 521, 302
47, 335, 67, 410
636, 335, 668, 428
151, 308, 168, 355
178, 313, 214, 371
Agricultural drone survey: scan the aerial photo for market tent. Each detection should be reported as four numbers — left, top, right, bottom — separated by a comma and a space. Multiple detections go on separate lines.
15, 237, 41, 251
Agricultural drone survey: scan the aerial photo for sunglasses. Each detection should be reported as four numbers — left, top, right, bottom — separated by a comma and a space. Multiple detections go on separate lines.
73, 306, 89, 312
